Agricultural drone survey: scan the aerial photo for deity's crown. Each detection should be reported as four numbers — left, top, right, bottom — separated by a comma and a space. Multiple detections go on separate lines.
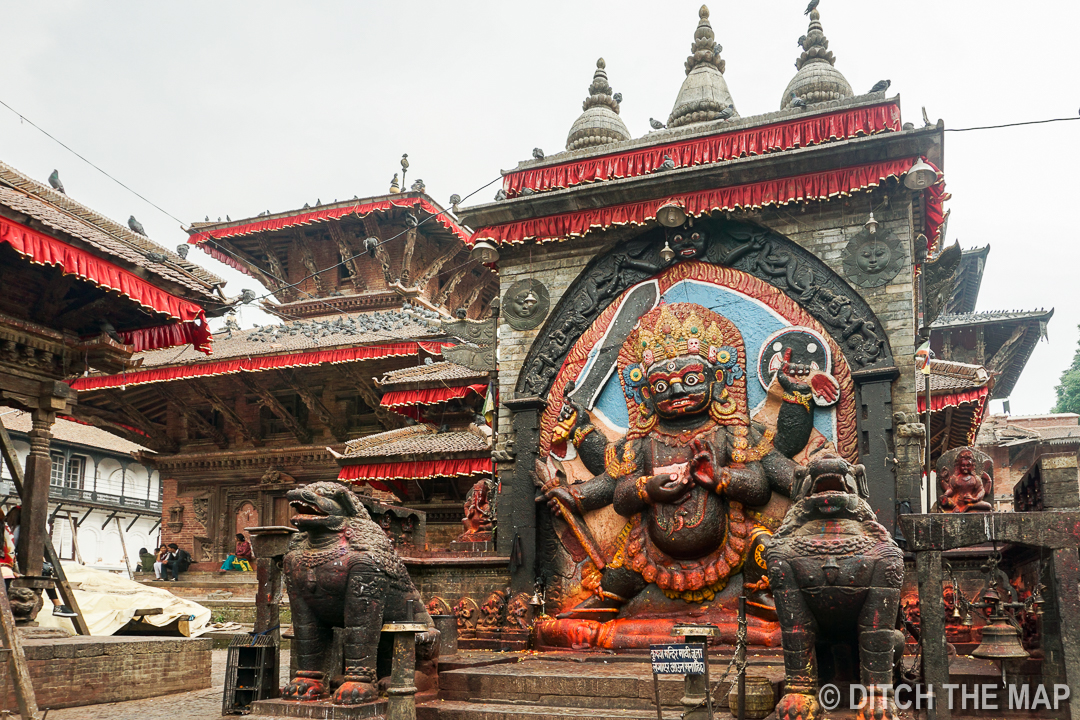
634, 304, 728, 368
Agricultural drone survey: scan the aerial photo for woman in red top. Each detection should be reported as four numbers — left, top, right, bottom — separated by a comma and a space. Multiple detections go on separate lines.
221, 533, 254, 571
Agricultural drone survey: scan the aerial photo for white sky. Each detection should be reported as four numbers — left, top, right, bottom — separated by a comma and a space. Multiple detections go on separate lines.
0, 1, 1076, 415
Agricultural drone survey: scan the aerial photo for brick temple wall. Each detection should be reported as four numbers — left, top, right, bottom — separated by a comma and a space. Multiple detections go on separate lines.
0, 636, 211, 709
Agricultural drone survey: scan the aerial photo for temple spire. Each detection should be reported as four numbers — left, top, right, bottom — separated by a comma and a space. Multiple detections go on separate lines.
781, 4, 852, 110
667, 5, 738, 128
565, 58, 631, 152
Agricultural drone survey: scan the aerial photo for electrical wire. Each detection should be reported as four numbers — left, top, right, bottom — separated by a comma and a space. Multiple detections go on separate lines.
944, 116, 1080, 132
0, 98, 188, 227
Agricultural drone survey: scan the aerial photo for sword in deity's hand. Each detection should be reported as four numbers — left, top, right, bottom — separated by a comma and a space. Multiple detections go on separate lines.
533, 457, 607, 570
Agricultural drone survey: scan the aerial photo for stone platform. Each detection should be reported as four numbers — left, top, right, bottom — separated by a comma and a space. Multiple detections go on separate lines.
0, 635, 211, 710
251, 698, 388, 719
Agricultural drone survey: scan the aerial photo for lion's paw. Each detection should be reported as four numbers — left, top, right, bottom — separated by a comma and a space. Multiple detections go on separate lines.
857, 692, 898, 720
776, 692, 820, 720
282, 671, 327, 701
333, 680, 378, 705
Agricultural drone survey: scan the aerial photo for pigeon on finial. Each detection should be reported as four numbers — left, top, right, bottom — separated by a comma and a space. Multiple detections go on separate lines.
790, 92, 808, 109
404, 213, 418, 228
176, 244, 189, 259
48, 169, 65, 194
494, 188, 507, 201
613, 92, 623, 104
389, 173, 400, 193
364, 237, 379, 258
797, 34, 806, 47
532, 147, 545, 160
658, 156, 676, 172
804, 0, 819, 15
713, 42, 723, 56
649, 118, 665, 130
128, 215, 147, 235
716, 104, 735, 120
869, 79, 891, 93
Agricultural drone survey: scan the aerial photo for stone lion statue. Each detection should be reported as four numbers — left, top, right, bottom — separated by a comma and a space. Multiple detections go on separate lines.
281, 481, 439, 705
765, 454, 905, 720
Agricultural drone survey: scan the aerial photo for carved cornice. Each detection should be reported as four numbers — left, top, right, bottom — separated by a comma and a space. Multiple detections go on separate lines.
153, 443, 339, 473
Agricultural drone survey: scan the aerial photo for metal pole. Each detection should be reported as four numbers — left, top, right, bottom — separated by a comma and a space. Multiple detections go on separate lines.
923, 341, 933, 513
737, 596, 747, 720
702, 640, 715, 720
653, 672, 663, 720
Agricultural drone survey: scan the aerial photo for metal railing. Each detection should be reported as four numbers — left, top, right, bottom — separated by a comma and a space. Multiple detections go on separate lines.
0, 479, 161, 512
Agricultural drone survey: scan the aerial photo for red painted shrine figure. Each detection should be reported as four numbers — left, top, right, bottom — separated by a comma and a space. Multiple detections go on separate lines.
540, 304, 824, 623
934, 446, 993, 514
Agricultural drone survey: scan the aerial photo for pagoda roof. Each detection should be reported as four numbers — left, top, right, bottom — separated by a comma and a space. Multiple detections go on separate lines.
377, 361, 489, 390
342, 423, 490, 462
943, 246, 990, 316
0, 161, 224, 297
931, 308, 1052, 400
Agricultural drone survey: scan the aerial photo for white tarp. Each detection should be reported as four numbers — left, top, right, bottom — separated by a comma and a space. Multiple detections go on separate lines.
33, 562, 213, 637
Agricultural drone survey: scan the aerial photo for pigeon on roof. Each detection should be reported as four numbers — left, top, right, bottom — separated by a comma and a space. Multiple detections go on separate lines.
649, 118, 666, 130
176, 244, 189, 259
870, 79, 891, 93
532, 148, 545, 160
128, 215, 147, 235
48, 169, 65, 194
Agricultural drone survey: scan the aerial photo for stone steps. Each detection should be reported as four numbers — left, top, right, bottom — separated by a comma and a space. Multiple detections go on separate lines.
419, 700, 688, 720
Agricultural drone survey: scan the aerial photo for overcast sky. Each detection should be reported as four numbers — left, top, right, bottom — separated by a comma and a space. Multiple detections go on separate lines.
1, 1, 1076, 415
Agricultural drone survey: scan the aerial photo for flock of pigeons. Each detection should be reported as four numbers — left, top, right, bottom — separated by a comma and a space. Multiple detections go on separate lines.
236, 308, 440, 344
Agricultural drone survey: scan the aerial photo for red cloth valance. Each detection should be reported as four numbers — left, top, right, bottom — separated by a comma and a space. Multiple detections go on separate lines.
917, 386, 989, 414
338, 457, 492, 496
476, 159, 914, 246
71, 341, 445, 391
188, 196, 471, 252
380, 384, 487, 409
922, 158, 950, 254
501, 102, 901, 198
0, 215, 212, 353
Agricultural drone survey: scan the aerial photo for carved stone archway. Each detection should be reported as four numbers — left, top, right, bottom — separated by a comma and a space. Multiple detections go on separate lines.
502, 219, 900, 591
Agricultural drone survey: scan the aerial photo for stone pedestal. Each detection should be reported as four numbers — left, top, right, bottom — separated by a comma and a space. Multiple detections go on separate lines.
431, 614, 457, 656
249, 699, 388, 719
384, 621, 427, 720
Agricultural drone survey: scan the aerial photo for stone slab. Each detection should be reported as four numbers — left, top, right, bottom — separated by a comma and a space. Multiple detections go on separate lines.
251, 698, 388, 719
0, 635, 211, 709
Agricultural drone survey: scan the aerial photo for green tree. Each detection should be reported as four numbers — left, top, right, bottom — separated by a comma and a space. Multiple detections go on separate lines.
1053, 325, 1080, 413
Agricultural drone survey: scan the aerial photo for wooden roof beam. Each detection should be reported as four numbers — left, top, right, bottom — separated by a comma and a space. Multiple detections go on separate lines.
254, 235, 294, 301
154, 385, 228, 449
277, 369, 347, 442
413, 241, 463, 291
108, 395, 178, 453
239, 375, 312, 444
70, 403, 175, 453
435, 261, 478, 308
339, 364, 407, 431
326, 220, 361, 289
293, 229, 327, 296
361, 215, 394, 287
189, 380, 263, 448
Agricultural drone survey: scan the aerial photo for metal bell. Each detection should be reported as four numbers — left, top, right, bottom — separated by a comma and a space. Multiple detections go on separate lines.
904, 157, 938, 190
659, 241, 675, 263
971, 618, 1029, 660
